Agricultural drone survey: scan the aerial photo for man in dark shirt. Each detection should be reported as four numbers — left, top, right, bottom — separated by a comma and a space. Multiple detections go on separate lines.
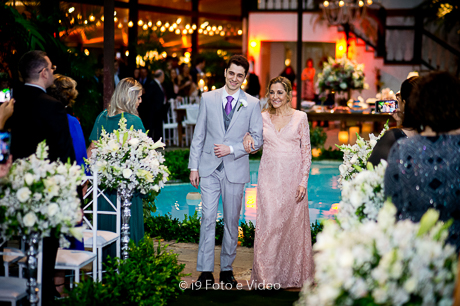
7, 50, 76, 302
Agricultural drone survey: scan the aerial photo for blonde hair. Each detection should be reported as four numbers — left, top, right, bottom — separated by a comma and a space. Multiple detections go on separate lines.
48, 74, 78, 107
108, 77, 143, 116
262, 76, 293, 114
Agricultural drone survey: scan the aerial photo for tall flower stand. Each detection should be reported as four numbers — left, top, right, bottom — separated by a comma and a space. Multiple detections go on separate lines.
118, 188, 134, 260
24, 232, 40, 306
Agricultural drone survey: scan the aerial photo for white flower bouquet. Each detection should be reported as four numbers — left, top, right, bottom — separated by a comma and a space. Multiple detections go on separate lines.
0, 141, 84, 247
297, 202, 457, 306
318, 57, 369, 93
336, 121, 389, 188
86, 115, 169, 204
338, 161, 387, 228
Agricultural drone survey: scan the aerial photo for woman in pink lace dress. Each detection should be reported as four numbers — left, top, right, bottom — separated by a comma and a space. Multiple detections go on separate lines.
244, 76, 314, 288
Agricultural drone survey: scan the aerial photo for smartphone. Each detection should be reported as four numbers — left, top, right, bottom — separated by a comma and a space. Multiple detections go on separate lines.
375, 100, 398, 114
0, 88, 11, 103
0, 131, 11, 164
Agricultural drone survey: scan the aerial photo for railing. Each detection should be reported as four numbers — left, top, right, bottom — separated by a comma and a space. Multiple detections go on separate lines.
255, 0, 317, 10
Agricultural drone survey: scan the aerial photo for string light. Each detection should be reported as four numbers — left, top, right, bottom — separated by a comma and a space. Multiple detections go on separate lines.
160, 26, 166, 32
211, 26, 216, 31
138, 20, 144, 26
218, 25, 223, 31
125, 50, 129, 56
209, 31, 214, 36
118, 22, 123, 28
238, 29, 243, 35
169, 26, 174, 32
175, 29, 181, 34
176, 18, 182, 24
192, 24, 197, 30
143, 24, 148, 30
358, 0, 364, 6
156, 21, 162, 26
172, 23, 177, 29
84, 20, 88, 24
114, 17, 118, 22
148, 21, 152, 27
96, 20, 101, 26
182, 29, 187, 34
188, 28, 193, 34
206, 26, 211, 31
339, 0, 345, 7
203, 30, 208, 34
164, 22, 170, 28
220, 31, 225, 36
100, 16, 104, 21
89, 15, 95, 22
128, 21, 133, 27
198, 28, 203, 34
185, 24, 190, 29
68, 7, 75, 13
323, 1, 329, 7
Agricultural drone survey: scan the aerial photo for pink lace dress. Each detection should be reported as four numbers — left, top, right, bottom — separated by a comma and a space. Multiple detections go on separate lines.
251, 110, 314, 288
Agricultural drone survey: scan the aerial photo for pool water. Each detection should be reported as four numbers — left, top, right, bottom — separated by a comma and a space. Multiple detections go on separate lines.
153, 160, 341, 225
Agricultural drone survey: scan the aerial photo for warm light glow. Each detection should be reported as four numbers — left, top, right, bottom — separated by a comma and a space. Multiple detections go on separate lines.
203, 30, 208, 34
188, 29, 193, 34
96, 21, 101, 27
211, 85, 216, 91
204, 86, 208, 91
250, 40, 257, 48
161, 26, 166, 32
125, 50, 129, 57
339, 0, 345, 7
114, 17, 118, 22
100, 16, 104, 22
89, 15, 95, 22
118, 22, 123, 29
338, 131, 349, 144
211, 26, 217, 31
358, 0, 364, 7
206, 26, 211, 31
138, 20, 144, 26
185, 24, 190, 29
128, 21, 133, 27
209, 31, 214, 36
84, 20, 88, 24
238, 29, 243, 35
68, 7, 75, 13
153, 26, 158, 30
143, 24, 148, 30
175, 29, 181, 35
192, 24, 197, 30
114, 11, 117, 16
198, 79, 205, 89
217, 50, 222, 55
336, 37, 347, 58
185, 52, 191, 58
201, 21, 209, 28
169, 26, 174, 32
218, 25, 223, 31
165, 22, 170, 28
367, 0, 373, 4
285, 59, 291, 66
148, 21, 152, 27
172, 53, 177, 57
312, 148, 322, 158
84, 49, 90, 56
176, 18, 182, 24
198, 28, 203, 34
77, 14, 82, 19
220, 31, 225, 36
181, 29, 186, 34
323, 1, 329, 7
349, 127, 360, 144
172, 23, 177, 28
156, 20, 162, 26
161, 51, 167, 58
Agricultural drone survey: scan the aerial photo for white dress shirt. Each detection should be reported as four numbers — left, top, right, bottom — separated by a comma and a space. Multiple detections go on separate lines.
24, 83, 46, 93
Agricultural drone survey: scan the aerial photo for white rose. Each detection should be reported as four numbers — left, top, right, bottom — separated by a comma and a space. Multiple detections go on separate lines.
47, 203, 59, 217
33, 193, 42, 201
369, 139, 377, 147
24, 173, 35, 185
128, 138, 140, 147
17, 187, 31, 202
23, 211, 37, 227
123, 168, 133, 179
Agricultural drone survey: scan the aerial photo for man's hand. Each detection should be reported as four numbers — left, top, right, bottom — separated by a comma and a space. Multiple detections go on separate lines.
214, 144, 230, 158
0, 98, 15, 130
190, 170, 200, 188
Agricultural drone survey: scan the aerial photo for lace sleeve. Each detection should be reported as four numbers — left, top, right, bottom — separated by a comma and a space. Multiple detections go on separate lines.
299, 113, 312, 188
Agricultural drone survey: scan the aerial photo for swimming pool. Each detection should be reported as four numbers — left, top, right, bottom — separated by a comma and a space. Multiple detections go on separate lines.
153, 160, 341, 225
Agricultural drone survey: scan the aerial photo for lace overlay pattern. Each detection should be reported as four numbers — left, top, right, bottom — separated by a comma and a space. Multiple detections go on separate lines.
251, 111, 314, 288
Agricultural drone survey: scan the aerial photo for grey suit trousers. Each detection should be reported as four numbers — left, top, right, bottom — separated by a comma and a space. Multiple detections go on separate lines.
197, 166, 244, 272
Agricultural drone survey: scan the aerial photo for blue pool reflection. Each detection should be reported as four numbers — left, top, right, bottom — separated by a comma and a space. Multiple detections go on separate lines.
153, 160, 341, 225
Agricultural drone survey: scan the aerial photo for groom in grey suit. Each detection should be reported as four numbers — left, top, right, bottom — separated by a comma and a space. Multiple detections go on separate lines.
189, 55, 263, 288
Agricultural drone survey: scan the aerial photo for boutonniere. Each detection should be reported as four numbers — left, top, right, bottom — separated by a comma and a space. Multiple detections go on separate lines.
237, 100, 248, 111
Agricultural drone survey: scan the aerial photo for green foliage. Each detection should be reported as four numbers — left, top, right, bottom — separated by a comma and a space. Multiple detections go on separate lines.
239, 221, 255, 248
145, 213, 324, 247
54, 236, 185, 306
163, 150, 191, 182
200, 51, 231, 89
310, 220, 324, 245
309, 123, 328, 148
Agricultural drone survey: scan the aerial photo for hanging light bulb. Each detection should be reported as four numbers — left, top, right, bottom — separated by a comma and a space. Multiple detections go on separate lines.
339, 0, 345, 7
118, 22, 123, 29
192, 24, 197, 30
169, 26, 174, 32
175, 29, 181, 35
188, 28, 193, 34
114, 17, 118, 22
164, 22, 170, 28
148, 21, 152, 27
182, 29, 187, 35
185, 24, 190, 29
198, 28, 203, 34
176, 18, 182, 24
218, 25, 223, 31
143, 24, 148, 30
367, 0, 373, 4
156, 20, 162, 26
89, 15, 95, 22
160, 26, 166, 32
237, 29, 243, 35
68, 7, 75, 13
128, 21, 133, 27
138, 20, 144, 26
211, 26, 216, 31
358, 0, 364, 6
323, 1, 329, 7
220, 31, 225, 36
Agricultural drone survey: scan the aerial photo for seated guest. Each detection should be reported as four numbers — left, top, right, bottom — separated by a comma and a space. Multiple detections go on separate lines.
384, 71, 460, 251
368, 76, 419, 166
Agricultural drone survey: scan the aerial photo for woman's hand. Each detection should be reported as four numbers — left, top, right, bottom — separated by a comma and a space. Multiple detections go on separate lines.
243, 132, 255, 153
0, 98, 15, 130
295, 186, 306, 203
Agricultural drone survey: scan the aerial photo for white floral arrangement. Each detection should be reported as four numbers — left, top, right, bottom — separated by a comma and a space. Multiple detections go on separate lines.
337, 161, 387, 228
86, 115, 169, 203
336, 121, 389, 188
296, 202, 457, 306
0, 141, 84, 247
317, 56, 369, 93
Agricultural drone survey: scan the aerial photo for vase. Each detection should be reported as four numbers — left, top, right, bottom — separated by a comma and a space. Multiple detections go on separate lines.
118, 188, 134, 260
24, 232, 40, 306
333, 90, 351, 113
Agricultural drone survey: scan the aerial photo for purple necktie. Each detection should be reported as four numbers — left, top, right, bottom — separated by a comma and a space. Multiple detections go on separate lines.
225, 96, 233, 115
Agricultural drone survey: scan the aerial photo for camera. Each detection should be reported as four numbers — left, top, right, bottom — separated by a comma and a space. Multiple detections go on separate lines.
0, 88, 11, 103
375, 100, 398, 114
0, 130, 11, 164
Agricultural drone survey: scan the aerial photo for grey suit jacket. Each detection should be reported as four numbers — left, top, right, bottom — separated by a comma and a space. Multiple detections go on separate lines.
188, 87, 263, 183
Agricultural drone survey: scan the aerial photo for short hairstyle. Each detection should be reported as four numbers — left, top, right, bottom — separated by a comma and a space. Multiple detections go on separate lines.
153, 69, 164, 79
108, 77, 143, 116
226, 55, 249, 75
195, 56, 205, 65
48, 74, 78, 107
408, 71, 460, 133
18, 50, 48, 82
400, 76, 420, 129
263, 76, 293, 113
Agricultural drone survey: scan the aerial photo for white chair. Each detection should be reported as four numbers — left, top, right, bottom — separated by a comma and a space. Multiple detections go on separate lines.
3, 247, 26, 278
82, 171, 120, 282
55, 249, 96, 285
183, 105, 199, 146
163, 99, 179, 146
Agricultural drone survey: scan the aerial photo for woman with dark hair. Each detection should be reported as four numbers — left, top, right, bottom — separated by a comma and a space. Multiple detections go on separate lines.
384, 71, 460, 251
244, 76, 314, 288
368, 76, 419, 166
